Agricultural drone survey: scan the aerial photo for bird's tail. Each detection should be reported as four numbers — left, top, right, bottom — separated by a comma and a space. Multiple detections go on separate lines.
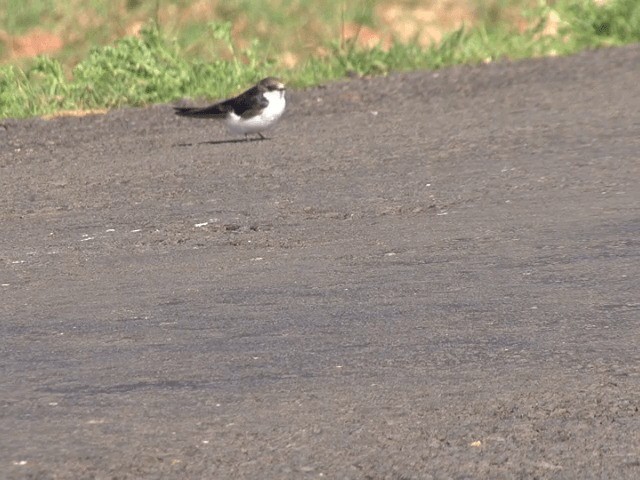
174, 105, 227, 119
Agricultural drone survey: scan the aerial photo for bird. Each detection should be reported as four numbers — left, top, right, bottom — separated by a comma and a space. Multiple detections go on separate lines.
174, 77, 286, 141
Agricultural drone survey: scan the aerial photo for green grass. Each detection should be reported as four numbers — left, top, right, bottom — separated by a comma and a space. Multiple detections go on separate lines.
1, 0, 639, 119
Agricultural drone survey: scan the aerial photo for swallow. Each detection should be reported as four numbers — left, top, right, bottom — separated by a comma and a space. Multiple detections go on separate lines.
174, 77, 286, 140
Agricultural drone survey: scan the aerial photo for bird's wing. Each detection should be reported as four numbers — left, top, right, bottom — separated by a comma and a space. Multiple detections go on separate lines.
174, 102, 232, 118
238, 98, 269, 119
174, 84, 269, 118
223, 85, 269, 117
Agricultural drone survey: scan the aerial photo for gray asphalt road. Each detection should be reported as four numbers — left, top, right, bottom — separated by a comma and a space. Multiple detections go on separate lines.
1, 45, 639, 479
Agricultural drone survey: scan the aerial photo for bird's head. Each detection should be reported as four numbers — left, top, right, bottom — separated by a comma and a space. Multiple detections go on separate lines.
259, 77, 286, 92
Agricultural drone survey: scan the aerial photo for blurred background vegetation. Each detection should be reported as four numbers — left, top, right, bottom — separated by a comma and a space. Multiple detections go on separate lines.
1, 0, 639, 118
0, 0, 550, 68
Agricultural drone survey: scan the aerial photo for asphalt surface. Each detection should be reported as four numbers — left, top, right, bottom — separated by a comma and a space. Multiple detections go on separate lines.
1, 45, 639, 479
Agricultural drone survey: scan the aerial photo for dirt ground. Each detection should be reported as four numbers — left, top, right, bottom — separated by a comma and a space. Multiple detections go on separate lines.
1, 45, 639, 479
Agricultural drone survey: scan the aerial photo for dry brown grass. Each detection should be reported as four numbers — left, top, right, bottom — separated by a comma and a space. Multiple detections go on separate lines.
0, 0, 538, 69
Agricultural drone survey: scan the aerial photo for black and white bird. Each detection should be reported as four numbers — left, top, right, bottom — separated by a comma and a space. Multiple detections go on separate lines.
174, 77, 286, 140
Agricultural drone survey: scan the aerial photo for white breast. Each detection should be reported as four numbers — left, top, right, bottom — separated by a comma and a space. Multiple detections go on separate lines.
225, 90, 286, 135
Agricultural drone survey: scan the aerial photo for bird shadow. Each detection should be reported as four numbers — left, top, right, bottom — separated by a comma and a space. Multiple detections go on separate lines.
174, 137, 269, 147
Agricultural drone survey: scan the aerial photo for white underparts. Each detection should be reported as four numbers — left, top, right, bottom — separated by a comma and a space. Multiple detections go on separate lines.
224, 90, 286, 135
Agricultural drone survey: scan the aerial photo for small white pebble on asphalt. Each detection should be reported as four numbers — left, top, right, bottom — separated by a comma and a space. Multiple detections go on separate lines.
48, 402, 58, 406
11, 260, 24, 264
201, 440, 209, 444
194, 222, 208, 227
130, 229, 141, 233
1, 284, 10, 287
470, 440, 482, 447
385, 252, 396, 256
80, 236, 94, 242
437, 212, 448, 216
13, 461, 27, 466
105, 228, 115, 232
370, 110, 378, 116
336, 365, 343, 369
250, 257, 263, 261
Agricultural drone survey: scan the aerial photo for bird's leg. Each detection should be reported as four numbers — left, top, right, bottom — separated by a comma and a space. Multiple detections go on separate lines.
258, 132, 266, 140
